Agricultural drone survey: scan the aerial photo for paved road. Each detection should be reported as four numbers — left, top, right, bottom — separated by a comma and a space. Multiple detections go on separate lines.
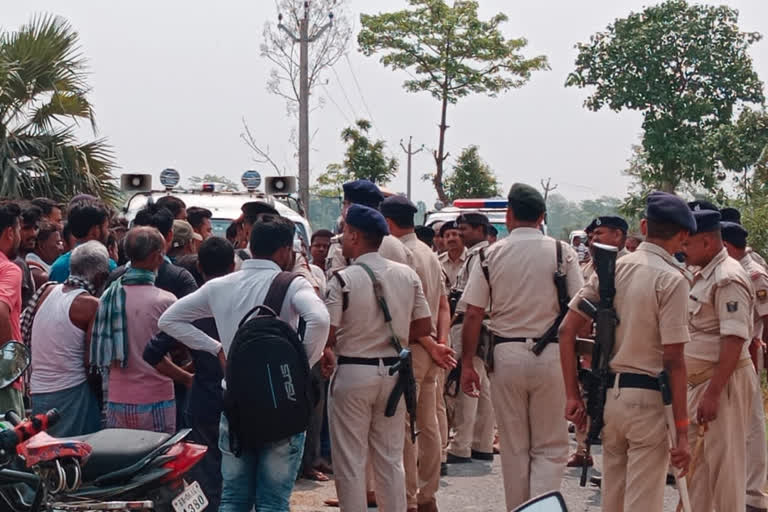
290, 434, 682, 511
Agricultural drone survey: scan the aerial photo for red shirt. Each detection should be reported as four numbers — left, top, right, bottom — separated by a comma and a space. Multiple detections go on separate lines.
0, 252, 22, 342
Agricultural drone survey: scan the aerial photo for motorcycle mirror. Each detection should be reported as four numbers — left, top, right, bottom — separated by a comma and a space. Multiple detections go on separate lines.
511, 492, 569, 512
0, 341, 30, 390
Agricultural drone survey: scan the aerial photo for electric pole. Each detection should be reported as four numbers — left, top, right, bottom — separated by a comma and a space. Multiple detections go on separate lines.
400, 136, 424, 201
540, 177, 558, 202
278, 2, 333, 216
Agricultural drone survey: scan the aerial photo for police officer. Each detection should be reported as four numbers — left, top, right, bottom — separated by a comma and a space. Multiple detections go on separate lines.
321, 204, 432, 512
559, 191, 693, 511
326, 180, 411, 277
722, 207, 768, 273
722, 221, 768, 512
684, 206, 757, 511
446, 213, 496, 465
459, 184, 584, 510
438, 221, 465, 289
381, 196, 456, 512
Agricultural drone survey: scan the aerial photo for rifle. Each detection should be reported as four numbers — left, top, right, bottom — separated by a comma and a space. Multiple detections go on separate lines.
577, 242, 619, 487
532, 241, 569, 355
357, 263, 419, 444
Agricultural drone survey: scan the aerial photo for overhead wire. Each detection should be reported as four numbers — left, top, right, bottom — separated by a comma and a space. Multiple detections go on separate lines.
344, 54, 383, 139
330, 65, 361, 122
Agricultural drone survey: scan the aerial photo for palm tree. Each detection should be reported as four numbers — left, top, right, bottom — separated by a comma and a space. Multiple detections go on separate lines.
0, 14, 120, 204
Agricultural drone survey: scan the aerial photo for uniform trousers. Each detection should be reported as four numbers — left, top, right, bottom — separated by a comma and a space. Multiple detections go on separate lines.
435, 368, 449, 463
746, 368, 768, 509
447, 323, 495, 458
601, 386, 669, 512
329, 364, 406, 512
489, 342, 567, 511
404, 344, 441, 508
687, 363, 755, 512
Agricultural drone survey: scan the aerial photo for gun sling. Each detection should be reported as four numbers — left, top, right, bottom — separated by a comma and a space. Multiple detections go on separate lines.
337, 355, 400, 367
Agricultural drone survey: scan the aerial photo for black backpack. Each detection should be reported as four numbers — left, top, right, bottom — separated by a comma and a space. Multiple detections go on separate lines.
223, 272, 313, 454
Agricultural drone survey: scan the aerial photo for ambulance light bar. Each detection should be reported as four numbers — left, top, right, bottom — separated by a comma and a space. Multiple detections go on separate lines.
452, 199, 507, 209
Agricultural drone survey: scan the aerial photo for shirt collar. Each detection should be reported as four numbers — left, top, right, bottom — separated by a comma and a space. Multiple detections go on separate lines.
697, 247, 729, 280
354, 251, 383, 265
444, 247, 467, 263
507, 227, 544, 240
399, 232, 418, 244
467, 240, 490, 254
636, 241, 681, 267
241, 259, 282, 272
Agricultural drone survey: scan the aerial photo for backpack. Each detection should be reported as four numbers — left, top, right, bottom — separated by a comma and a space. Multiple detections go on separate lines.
223, 272, 313, 454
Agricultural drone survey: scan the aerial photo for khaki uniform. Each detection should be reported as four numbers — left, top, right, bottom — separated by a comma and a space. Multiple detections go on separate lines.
685, 249, 757, 511
739, 254, 768, 510
462, 228, 583, 510
326, 252, 431, 512
748, 247, 768, 272
399, 233, 446, 508
571, 242, 690, 512
447, 241, 496, 461
326, 234, 412, 279
439, 248, 467, 288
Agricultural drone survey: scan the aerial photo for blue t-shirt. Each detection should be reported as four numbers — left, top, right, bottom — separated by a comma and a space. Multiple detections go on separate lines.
49, 250, 117, 283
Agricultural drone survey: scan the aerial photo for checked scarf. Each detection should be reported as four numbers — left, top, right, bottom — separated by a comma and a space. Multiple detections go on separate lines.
91, 267, 156, 370
20, 276, 97, 347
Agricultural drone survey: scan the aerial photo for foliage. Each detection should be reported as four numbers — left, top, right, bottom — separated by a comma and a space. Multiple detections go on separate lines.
187, 174, 240, 192
567, 0, 764, 193
709, 108, 768, 199
546, 194, 623, 240
358, 0, 548, 203
308, 193, 342, 232
261, 0, 352, 116
315, 119, 398, 196
443, 146, 500, 201
0, 14, 120, 204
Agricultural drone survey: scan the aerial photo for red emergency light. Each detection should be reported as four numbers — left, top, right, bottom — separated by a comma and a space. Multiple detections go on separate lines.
452, 199, 508, 209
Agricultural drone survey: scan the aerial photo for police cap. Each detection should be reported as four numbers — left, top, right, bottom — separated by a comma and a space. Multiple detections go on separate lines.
345, 204, 389, 237
687, 199, 719, 212
721, 221, 748, 247
507, 183, 546, 216
456, 212, 489, 227
380, 195, 418, 218
415, 225, 435, 245
343, 180, 384, 208
645, 192, 696, 233
594, 216, 629, 234
585, 219, 597, 234
439, 220, 458, 237
692, 209, 722, 234
241, 200, 279, 221
720, 207, 741, 224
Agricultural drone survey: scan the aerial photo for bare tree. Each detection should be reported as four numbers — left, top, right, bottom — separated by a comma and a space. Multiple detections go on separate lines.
260, 0, 352, 116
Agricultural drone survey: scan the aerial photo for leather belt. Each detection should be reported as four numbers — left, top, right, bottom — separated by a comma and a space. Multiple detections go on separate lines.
337, 356, 399, 366
494, 336, 559, 345
607, 372, 660, 391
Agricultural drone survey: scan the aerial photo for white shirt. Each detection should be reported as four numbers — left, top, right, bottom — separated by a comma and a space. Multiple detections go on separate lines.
309, 264, 327, 298
25, 252, 50, 273
158, 259, 330, 366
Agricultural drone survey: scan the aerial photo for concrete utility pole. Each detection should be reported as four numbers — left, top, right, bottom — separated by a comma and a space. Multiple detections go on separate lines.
400, 136, 424, 201
540, 177, 558, 202
278, 2, 333, 215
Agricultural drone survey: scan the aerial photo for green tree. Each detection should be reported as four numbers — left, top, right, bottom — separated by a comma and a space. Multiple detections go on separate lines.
0, 15, 119, 204
443, 146, 500, 201
188, 174, 240, 192
358, 0, 548, 203
315, 119, 398, 196
567, 0, 764, 193
709, 108, 768, 200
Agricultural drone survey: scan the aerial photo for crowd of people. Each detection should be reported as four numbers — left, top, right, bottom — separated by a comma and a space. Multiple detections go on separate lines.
0, 181, 767, 512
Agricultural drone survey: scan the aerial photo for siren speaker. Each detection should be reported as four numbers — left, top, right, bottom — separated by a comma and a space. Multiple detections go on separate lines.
265, 176, 297, 196
120, 174, 152, 192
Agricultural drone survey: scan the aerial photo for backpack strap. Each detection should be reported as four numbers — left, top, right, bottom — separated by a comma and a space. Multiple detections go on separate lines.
237, 272, 301, 329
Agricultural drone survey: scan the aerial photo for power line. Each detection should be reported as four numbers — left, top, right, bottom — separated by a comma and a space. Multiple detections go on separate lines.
344, 54, 382, 138
320, 81, 354, 125
330, 65, 360, 122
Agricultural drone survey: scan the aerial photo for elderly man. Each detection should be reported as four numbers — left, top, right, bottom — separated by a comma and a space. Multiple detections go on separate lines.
93, 227, 178, 433
26, 222, 63, 287
26, 241, 110, 437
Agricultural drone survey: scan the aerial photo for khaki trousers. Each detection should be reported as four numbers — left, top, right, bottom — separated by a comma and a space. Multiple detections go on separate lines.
448, 355, 495, 457
329, 364, 406, 512
687, 364, 755, 512
601, 386, 669, 512
747, 368, 768, 509
404, 344, 441, 507
489, 342, 568, 511
436, 368, 449, 463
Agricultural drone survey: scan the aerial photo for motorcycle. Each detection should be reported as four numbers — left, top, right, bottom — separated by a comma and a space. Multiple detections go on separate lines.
0, 341, 208, 512
511, 492, 568, 512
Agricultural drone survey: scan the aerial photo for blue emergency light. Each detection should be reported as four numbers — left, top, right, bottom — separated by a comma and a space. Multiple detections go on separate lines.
452, 199, 508, 209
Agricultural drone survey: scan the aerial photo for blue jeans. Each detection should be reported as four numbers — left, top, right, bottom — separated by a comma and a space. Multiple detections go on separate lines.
218, 415, 305, 512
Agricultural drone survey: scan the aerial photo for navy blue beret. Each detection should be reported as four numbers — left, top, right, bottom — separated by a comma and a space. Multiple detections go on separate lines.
456, 212, 489, 226
414, 225, 435, 242
345, 204, 389, 236
645, 192, 696, 233
594, 216, 628, 233
439, 220, 457, 237
720, 207, 741, 224
687, 199, 719, 212
343, 180, 384, 208
692, 209, 722, 234
721, 221, 748, 246
241, 200, 279, 219
585, 219, 597, 234
380, 195, 418, 218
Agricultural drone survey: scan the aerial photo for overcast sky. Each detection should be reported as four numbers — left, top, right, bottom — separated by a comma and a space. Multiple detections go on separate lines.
6, 0, 768, 205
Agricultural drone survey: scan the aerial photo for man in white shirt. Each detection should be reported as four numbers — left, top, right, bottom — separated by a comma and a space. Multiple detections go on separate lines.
159, 215, 330, 512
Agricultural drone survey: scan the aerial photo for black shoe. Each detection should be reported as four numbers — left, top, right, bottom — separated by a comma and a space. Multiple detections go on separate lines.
666, 473, 676, 486
568, 423, 575, 433
446, 453, 472, 464
471, 450, 494, 461
440, 462, 448, 476
589, 476, 602, 488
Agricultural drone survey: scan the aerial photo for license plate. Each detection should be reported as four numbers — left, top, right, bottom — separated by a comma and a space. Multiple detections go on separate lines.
172, 481, 208, 512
